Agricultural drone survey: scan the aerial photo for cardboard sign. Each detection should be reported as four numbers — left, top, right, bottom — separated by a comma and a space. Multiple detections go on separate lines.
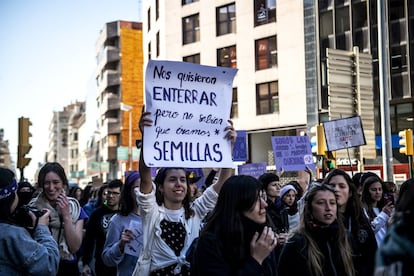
271, 136, 315, 172
238, 162, 267, 179
323, 116, 366, 151
143, 60, 238, 168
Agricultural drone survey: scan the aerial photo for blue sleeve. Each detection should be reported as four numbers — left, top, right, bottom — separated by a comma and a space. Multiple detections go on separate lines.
102, 216, 124, 267
25, 225, 60, 275
78, 207, 89, 220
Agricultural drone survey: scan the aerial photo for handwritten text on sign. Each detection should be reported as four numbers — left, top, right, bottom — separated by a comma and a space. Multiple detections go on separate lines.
238, 162, 267, 179
271, 136, 315, 172
323, 116, 366, 151
143, 60, 238, 168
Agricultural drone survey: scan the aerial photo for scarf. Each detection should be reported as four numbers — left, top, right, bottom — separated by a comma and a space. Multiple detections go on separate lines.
30, 192, 81, 260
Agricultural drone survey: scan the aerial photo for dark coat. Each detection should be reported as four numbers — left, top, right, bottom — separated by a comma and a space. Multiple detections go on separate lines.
266, 198, 289, 234
375, 214, 414, 276
278, 223, 348, 276
191, 231, 278, 276
342, 210, 377, 276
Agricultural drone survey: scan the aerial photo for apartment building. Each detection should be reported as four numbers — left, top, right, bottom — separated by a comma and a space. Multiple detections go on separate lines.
47, 101, 85, 179
0, 129, 12, 170
315, 0, 414, 164
143, 0, 414, 168
143, 0, 307, 166
95, 20, 144, 180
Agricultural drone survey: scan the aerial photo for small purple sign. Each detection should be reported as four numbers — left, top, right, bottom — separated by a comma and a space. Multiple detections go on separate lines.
238, 162, 267, 179
271, 136, 315, 172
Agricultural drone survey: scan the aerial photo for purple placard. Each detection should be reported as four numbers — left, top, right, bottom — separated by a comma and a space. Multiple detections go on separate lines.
237, 162, 267, 179
271, 136, 315, 172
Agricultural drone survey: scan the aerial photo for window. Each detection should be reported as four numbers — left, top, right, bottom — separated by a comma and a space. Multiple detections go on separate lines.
182, 0, 199, 5
148, 42, 151, 60
183, 54, 200, 64
231, 88, 238, 118
256, 81, 279, 115
147, 8, 151, 31
216, 3, 236, 36
182, 14, 200, 44
335, 7, 349, 34
319, 11, 333, 38
156, 32, 160, 57
396, 103, 414, 130
254, 0, 276, 26
217, 45, 237, 68
156, 0, 159, 20
255, 36, 277, 70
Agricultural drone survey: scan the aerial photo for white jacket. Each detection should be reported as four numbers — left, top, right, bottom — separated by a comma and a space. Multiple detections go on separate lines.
136, 183, 218, 273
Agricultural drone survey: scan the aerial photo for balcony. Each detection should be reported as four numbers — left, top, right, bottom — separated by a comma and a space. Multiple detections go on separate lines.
96, 46, 120, 75
100, 93, 120, 114
102, 117, 120, 136
95, 21, 119, 52
97, 70, 120, 94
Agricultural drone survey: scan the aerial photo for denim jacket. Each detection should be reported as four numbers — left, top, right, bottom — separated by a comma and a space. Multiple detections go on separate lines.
0, 222, 59, 275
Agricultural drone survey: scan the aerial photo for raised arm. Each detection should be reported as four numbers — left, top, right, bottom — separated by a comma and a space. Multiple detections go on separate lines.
212, 119, 237, 194
138, 105, 153, 194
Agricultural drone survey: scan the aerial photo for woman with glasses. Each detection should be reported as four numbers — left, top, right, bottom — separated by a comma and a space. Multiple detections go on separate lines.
136, 106, 236, 275
82, 179, 122, 276
191, 175, 278, 275
278, 184, 355, 276
324, 169, 377, 276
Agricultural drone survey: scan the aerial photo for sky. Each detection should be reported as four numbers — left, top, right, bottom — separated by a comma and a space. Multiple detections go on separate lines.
0, 0, 141, 182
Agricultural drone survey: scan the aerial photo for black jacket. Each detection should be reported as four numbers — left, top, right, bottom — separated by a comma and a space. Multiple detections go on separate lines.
278, 222, 348, 276
82, 205, 118, 275
266, 198, 289, 234
342, 210, 377, 276
191, 231, 278, 276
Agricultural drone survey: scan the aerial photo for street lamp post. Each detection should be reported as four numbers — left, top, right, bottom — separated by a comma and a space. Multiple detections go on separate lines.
94, 130, 102, 179
120, 103, 133, 171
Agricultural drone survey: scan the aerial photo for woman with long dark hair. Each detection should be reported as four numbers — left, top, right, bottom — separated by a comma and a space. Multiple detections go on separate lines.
192, 175, 278, 275
102, 171, 143, 276
360, 175, 394, 246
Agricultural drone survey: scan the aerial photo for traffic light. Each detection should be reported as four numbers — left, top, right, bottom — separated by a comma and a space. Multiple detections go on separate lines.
310, 124, 326, 156
17, 117, 32, 170
399, 129, 413, 155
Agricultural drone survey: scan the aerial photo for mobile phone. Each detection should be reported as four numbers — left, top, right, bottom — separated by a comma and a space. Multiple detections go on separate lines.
384, 193, 394, 205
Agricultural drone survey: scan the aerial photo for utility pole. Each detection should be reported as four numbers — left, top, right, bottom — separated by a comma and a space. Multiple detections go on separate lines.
378, 0, 393, 181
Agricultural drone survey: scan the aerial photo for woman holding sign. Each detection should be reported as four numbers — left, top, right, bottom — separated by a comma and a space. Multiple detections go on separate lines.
135, 106, 236, 275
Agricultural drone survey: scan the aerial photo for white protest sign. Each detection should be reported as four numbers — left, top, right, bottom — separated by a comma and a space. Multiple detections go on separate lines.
323, 116, 366, 151
143, 60, 238, 168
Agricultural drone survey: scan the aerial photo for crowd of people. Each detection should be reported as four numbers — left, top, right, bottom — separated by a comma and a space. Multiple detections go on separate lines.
0, 107, 413, 276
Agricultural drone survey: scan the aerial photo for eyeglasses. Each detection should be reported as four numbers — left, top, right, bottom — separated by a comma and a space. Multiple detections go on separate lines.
106, 191, 121, 196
